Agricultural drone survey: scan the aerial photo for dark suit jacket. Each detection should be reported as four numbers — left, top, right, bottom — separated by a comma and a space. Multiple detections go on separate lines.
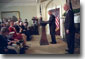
0, 35, 8, 50
64, 10, 75, 33
49, 14, 56, 34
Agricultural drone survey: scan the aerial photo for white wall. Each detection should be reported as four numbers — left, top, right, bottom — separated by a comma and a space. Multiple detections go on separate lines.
0, 3, 37, 26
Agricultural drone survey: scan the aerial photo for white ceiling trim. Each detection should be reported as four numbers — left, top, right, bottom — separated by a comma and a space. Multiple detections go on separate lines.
0, 0, 37, 3
0, 3, 37, 6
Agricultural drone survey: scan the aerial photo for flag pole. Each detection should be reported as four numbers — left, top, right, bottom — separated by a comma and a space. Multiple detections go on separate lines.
69, 0, 73, 10
40, 4, 42, 17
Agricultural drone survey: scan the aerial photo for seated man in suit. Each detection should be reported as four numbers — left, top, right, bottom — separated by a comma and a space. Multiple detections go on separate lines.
0, 27, 17, 54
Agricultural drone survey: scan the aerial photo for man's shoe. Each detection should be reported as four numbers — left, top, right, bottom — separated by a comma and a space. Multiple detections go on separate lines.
50, 42, 57, 44
23, 46, 29, 50
65, 53, 70, 54
65, 49, 69, 52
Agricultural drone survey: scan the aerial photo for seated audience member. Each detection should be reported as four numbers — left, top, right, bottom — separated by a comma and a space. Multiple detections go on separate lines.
0, 22, 2, 31
1, 22, 6, 27
24, 22, 28, 30
14, 26, 29, 49
19, 21, 26, 33
23, 22, 31, 41
8, 20, 17, 40
13, 21, 20, 34
6, 21, 10, 28
32, 17, 39, 35
0, 27, 17, 54
19, 21, 31, 41
24, 19, 29, 27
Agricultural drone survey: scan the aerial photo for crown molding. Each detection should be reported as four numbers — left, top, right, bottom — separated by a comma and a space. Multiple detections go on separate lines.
0, 3, 38, 7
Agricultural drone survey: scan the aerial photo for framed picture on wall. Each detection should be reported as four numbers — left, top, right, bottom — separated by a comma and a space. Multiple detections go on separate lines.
1, 11, 20, 22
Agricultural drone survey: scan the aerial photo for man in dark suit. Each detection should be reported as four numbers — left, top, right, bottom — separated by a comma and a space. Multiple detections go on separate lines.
64, 4, 75, 54
48, 10, 57, 44
0, 27, 17, 54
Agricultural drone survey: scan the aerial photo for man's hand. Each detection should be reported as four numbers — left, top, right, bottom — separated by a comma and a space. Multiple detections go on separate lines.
66, 29, 69, 34
4, 49, 8, 52
8, 42, 12, 45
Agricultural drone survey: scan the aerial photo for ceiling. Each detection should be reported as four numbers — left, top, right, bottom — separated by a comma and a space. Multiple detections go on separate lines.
0, 0, 48, 6
0, 0, 37, 3
40, 0, 47, 2
0, 0, 47, 3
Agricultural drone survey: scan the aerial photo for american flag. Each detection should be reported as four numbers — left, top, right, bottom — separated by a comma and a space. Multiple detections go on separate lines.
55, 15, 60, 29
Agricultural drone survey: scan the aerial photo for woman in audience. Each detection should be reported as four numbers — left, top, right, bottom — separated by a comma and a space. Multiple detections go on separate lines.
8, 20, 17, 40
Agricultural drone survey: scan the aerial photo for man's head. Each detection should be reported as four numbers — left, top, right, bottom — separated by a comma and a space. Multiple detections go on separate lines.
10, 20, 14, 26
19, 21, 23, 26
25, 19, 27, 22
48, 10, 52, 15
64, 3, 70, 11
1, 27, 9, 36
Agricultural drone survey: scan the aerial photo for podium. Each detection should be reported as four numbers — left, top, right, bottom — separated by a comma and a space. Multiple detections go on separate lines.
40, 21, 49, 45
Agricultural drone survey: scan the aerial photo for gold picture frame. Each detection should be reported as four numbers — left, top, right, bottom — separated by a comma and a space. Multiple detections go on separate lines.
1, 11, 20, 22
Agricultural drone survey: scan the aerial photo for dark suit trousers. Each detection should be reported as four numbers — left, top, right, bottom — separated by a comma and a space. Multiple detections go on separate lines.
66, 32, 75, 54
50, 27, 56, 43
51, 33, 56, 43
